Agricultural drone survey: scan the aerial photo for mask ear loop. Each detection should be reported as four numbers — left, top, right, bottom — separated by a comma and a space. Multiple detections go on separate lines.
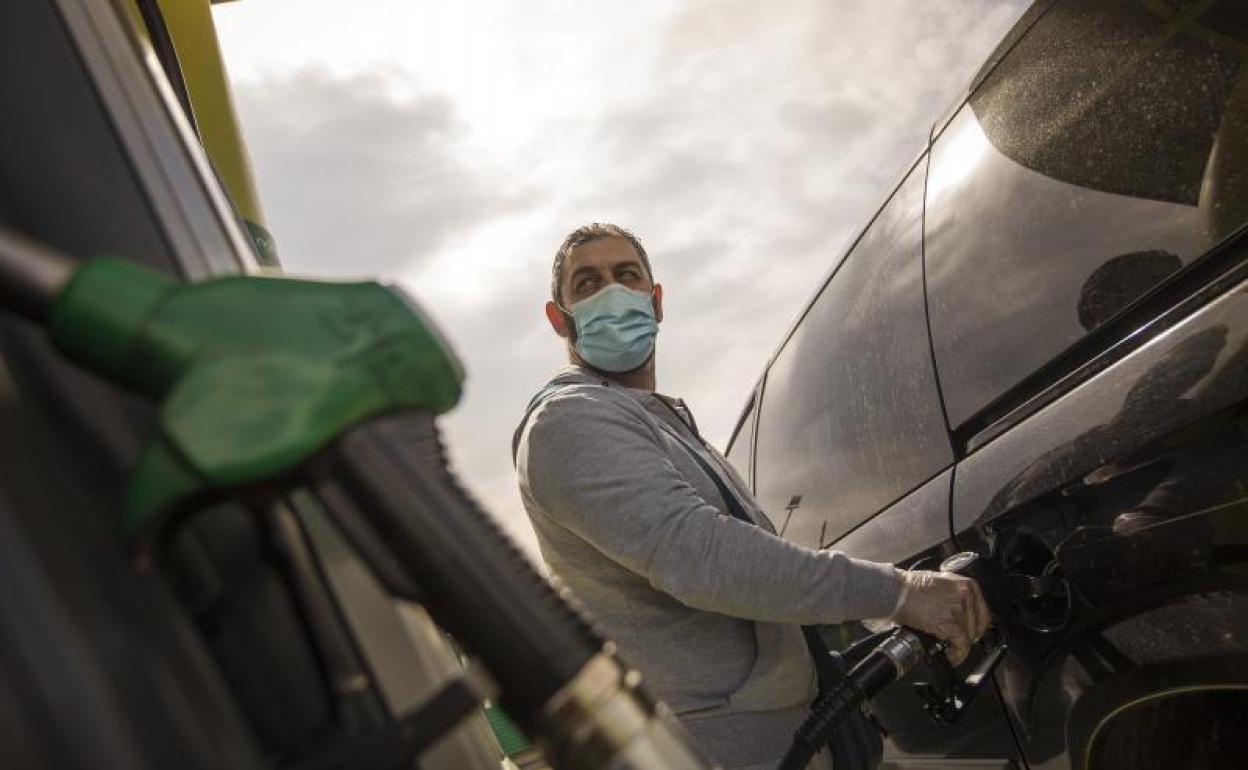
554, 299, 579, 344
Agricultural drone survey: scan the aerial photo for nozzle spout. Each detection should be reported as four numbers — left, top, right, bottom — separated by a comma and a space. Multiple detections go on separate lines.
0, 229, 75, 320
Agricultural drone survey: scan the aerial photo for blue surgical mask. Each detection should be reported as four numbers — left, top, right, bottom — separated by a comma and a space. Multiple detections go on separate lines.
564, 284, 658, 373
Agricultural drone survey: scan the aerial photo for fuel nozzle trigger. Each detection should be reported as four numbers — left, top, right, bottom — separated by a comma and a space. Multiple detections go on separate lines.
910, 552, 1010, 726
911, 628, 1007, 725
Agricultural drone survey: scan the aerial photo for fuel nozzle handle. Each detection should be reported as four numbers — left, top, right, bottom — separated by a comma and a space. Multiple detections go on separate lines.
937, 550, 1011, 623
908, 551, 1009, 726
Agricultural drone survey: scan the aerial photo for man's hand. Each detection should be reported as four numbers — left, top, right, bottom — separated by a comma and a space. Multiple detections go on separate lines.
890, 570, 991, 665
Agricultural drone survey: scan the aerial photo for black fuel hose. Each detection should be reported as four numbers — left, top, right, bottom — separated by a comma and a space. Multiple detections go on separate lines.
321, 411, 602, 727
777, 630, 927, 770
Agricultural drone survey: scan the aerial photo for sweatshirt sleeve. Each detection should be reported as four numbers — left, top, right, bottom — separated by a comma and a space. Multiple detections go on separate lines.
519, 389, 902, 624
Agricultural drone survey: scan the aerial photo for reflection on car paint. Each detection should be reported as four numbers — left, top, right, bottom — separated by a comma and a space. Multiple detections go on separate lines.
925, 0, 1248, 428
753, 159, 952, 552
955, 275, 1248, 765
957, 277, 1248, 533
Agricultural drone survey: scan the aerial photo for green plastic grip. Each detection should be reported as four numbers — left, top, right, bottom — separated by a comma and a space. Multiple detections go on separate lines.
47, 257, 464, 537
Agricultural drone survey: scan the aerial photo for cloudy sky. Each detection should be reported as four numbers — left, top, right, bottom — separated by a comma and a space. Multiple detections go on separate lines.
211, 0, 1029, 558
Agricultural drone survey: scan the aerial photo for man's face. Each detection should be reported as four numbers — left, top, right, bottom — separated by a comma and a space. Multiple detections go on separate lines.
545, 236, 663, 341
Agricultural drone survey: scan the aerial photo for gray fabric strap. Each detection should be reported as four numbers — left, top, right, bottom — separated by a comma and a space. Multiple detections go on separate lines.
652, 418, 754, 526
649, 399, 844, 692
511, 382, 575, 464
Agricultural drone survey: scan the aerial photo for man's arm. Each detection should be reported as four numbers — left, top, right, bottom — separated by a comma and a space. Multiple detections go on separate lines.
519, 389, 902, 624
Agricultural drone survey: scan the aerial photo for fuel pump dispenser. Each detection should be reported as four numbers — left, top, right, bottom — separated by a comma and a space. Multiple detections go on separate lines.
0, 229, 712, 770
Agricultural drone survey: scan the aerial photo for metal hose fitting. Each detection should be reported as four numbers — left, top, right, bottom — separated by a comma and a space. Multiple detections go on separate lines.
539, 653, 711, 770
0, 229, 75, 320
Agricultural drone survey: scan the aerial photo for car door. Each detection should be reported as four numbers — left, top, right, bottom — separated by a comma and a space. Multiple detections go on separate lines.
750, 157, 949, 552
736, 156, 1026, 768
925, 1, 1248, 768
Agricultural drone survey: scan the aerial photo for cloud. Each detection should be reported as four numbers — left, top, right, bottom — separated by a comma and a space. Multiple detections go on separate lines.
233, 69, 527, 278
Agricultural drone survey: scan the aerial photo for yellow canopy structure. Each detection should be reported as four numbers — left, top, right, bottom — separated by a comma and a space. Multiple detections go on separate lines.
126, 0, 274, 263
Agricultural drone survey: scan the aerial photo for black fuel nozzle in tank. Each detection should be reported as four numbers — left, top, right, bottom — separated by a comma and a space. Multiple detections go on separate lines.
908, 551, 1011, 726
777, 552, 1012, 770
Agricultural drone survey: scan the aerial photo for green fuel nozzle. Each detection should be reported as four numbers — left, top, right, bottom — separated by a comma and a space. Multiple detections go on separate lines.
45, 257, 463, 536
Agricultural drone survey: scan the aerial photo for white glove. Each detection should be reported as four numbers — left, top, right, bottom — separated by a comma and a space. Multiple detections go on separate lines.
889, 570, 991, 665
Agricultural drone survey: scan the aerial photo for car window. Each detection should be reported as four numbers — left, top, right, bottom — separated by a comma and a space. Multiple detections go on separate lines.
925, 0, 1248, 428
725, 390, 757, 488
752, 159, 953, 550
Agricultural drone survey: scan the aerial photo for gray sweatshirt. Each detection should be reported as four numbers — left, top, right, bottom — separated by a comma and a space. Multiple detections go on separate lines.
514, 366, 902, 769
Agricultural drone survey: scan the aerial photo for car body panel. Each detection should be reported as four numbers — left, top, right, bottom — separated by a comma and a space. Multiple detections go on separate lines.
752, 157, 954, 551
826, 468, 953, 567
951, 254, 1248, 768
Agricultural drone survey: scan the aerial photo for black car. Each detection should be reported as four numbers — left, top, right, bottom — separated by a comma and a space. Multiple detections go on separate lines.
725, 1, 1248, 768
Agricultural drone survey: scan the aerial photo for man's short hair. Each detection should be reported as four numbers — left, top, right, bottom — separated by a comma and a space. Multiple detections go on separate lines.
551, 223, 654, 305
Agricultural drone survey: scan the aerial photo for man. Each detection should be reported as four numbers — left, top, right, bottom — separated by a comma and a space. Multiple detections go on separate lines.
514, 223, 989, 770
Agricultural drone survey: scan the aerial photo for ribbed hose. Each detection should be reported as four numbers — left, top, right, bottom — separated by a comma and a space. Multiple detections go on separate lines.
777, 677, 866, 770
777, 653, 900, 770
318, 411, 603, 730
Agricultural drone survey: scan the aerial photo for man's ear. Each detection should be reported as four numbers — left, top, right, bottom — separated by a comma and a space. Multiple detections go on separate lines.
545, 300, 571, 338
652, 283, 664, 323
